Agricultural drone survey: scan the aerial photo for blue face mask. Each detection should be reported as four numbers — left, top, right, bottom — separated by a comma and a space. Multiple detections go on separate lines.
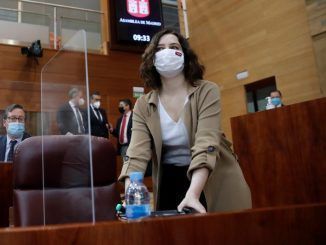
7, 122, 25, 138
271, 97, 281, 106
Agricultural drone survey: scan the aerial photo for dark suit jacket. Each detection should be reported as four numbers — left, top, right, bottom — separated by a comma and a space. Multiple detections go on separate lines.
0, 132, 31, 161
112, 112, 133, 155
57, 103, 88, 135
90, 106, 109, 138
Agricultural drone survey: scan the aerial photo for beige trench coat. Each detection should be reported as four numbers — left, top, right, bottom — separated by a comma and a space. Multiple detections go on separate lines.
119, 80, 252, 212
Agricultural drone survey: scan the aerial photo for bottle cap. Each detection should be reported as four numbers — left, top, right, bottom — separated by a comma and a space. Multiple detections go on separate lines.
130, 172, 143, 182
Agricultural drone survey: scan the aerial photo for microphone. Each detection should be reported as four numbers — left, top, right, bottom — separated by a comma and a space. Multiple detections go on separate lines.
116, 203, 126, 214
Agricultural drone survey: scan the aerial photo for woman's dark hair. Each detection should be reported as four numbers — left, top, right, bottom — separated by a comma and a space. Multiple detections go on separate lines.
140, 29, 205, 89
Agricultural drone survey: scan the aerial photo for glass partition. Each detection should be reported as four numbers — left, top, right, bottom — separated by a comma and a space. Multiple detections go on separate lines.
20, 0, 103, 52
60, 16, 102, 52
40, 30, 95, 225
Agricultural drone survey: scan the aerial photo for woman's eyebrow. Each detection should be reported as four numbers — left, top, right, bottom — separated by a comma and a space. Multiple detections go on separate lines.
169, 43, 181, 46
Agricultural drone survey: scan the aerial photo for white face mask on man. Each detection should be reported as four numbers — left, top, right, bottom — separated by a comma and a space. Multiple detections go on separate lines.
78, 98, 85, 106
154, 48, 184, 78
93, 101, 100, 109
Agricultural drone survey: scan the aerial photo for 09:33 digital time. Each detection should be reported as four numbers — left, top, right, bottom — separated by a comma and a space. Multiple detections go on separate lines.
132, 34, 150, 42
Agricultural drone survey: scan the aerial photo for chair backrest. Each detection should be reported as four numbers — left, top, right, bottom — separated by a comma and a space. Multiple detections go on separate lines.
13, 135, 120, 227
0, 162, 13, 227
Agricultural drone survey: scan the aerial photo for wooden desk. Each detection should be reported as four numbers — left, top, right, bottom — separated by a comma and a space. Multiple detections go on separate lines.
0, 203, 324, 244
231, 98, 326, 208
0, 163, 13, 227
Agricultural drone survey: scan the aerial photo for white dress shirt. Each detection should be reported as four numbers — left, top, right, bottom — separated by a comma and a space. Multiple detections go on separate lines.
158, 97, 191, 166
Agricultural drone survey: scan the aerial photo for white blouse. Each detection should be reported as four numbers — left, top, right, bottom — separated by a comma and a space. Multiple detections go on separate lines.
158, 97, 191, 166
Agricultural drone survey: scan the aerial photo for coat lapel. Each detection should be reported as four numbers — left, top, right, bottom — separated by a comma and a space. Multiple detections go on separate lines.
183, 84, 201, 147
147, 91, 162, 164
183, 102, 193, 146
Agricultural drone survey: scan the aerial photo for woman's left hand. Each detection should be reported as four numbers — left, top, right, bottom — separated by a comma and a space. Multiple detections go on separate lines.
177, 193, 206, 214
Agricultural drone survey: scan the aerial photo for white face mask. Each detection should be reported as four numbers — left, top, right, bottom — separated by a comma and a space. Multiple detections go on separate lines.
93, 101, 100, 109
78, 98, 85, 106
154, 48, 184, 78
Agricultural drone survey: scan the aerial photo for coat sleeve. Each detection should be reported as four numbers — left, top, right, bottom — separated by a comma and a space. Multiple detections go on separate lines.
118, 98, 152, 182
187, 82, 221, 179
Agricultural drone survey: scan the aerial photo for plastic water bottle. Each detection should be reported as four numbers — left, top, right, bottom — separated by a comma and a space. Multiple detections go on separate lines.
125, 172, 151, 220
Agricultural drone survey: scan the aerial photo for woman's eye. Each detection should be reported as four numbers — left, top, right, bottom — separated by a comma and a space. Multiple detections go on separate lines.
170, 45, 180, 50
156, 47, 164, 51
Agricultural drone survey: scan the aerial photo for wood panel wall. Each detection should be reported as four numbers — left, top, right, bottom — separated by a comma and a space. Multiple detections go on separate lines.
0, 44, 142, 174
231, 98, 326, 208
1, 0, 324, 162
306, 0, 326, 96
0, 44, 142, 133
185, 0, 324, 139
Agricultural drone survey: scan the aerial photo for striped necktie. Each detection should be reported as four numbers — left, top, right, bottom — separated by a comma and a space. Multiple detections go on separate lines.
7, 140, 17, 162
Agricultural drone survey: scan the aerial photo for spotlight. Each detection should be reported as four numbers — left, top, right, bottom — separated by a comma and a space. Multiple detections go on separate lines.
21, 40, 43, 58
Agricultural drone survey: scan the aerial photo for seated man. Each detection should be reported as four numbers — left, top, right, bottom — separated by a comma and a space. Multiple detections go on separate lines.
0, 104, 31, 162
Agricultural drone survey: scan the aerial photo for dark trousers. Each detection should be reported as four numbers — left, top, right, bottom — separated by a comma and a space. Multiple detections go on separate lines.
158, 164, 206, 211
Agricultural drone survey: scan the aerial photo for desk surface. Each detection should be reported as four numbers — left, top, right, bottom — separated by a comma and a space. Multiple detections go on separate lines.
0, 203, 325, 245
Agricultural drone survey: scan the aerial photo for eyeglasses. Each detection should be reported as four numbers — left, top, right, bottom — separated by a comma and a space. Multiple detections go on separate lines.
6, 116, 25, 123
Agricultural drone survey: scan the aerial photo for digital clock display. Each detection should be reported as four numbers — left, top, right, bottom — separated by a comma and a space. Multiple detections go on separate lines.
133, 34, 151, 42
110, 0, 164, 47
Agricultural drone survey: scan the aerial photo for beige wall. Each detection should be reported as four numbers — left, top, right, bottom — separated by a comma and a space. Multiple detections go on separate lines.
306, 0, 326, 96
185, 0, 323, 139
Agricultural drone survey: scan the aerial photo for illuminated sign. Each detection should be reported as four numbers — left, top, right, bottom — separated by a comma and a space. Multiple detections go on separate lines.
110, 0, 164, 48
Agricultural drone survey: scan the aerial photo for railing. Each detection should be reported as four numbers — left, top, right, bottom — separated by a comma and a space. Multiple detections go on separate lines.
0, 0, 104, 53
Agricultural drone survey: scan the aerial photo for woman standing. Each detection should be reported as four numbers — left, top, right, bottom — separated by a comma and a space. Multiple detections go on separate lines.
119, 29, 251, 213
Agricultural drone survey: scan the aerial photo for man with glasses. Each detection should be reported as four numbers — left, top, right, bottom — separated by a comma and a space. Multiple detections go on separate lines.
0, 104, 31, 162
